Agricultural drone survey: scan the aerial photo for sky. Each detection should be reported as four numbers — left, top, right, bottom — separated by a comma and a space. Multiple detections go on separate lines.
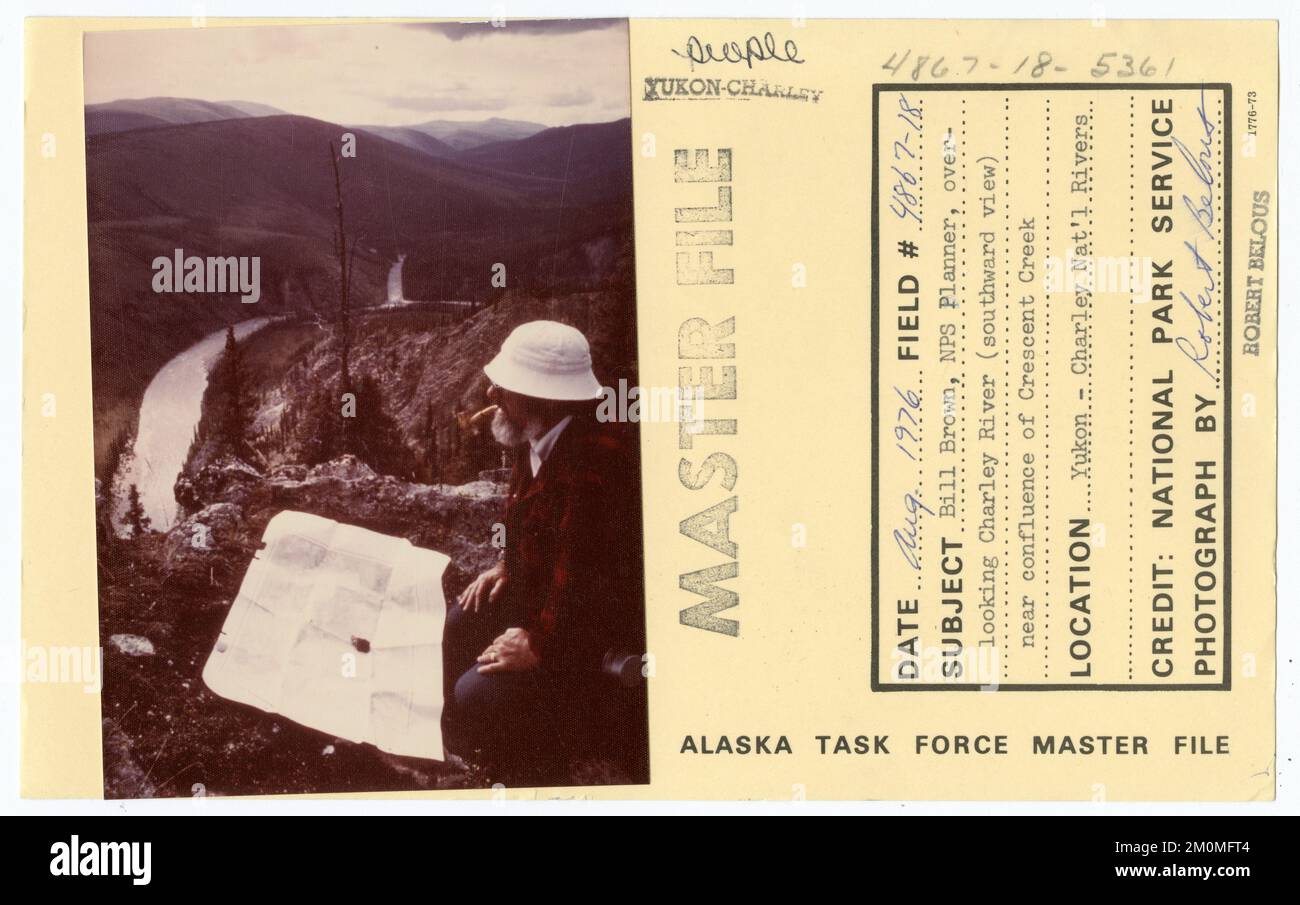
83, 19, 630, 128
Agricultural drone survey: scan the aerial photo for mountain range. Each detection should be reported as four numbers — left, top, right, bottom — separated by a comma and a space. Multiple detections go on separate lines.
84, 96, 633, 483
86, 97, 550, 153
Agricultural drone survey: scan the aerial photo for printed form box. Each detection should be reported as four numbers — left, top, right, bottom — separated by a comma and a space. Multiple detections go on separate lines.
872, 84, 1231, 690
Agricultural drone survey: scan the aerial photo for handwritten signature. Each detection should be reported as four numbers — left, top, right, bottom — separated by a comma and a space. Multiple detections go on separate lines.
671, 33, 805, 70
1175, 240, 1217, 380
1171, 88, 1218, 381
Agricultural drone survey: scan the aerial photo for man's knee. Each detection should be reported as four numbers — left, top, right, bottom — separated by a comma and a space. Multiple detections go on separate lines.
452, 668, 488, 714
453, 668, 534, 719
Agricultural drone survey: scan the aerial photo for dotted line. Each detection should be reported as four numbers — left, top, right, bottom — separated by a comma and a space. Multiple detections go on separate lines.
1044, 95, 1052, 678
915, 97, 925, 590
960, 98, 967, 536
1217, 94, 1223, 385
917, 346, 924, 591
1086, 99, 1095, 517
1003, 95, 1011, 677
1128, 96, 1136, 682
917, 96, 924, 224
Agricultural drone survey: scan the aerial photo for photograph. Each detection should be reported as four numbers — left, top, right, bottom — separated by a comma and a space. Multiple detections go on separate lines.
82, 18, 648, 796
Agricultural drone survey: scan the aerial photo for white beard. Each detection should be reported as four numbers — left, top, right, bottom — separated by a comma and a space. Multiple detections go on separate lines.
490, 408, 530, 447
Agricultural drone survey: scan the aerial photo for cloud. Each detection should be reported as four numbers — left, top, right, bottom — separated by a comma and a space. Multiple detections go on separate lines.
84, 21, 630, 128
404, 19, 624, 41
546, 88, 595, 107
387, 95, 510, 113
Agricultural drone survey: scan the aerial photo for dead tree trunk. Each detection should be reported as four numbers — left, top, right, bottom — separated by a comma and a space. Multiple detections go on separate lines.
328, 141, 353, 451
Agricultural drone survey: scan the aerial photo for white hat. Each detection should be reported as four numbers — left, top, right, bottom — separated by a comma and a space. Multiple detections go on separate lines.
484, 320, 603, 401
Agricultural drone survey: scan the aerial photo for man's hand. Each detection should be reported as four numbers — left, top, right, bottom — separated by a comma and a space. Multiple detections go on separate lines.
476, 627, 540, 674
457, 560, 506, 612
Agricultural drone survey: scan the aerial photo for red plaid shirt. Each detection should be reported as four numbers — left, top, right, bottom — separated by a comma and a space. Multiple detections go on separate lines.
501, 415, 643, 672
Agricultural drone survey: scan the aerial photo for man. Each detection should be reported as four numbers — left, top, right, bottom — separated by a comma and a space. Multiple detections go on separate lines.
441, 320, 644, 775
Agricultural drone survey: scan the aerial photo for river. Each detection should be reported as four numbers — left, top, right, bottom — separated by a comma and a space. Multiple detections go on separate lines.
112, 318, 272, 535
386, 254, 406, 305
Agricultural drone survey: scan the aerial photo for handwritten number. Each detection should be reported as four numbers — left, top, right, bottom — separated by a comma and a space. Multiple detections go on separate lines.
887, 97, 923, 223
884, 48, 1170, 81
895, 425, 919, 444
890, 387, 922, 462
891, 166, 918, 188
1094, 51, 1171, 79
888, 199, 922, 223
881, 50, 911, 77
894, 386, 921, 409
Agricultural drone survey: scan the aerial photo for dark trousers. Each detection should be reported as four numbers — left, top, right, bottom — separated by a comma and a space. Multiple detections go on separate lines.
441, 603, 567, 773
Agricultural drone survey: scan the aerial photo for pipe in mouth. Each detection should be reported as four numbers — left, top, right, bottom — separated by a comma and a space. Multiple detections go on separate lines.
460, 404, 499, 428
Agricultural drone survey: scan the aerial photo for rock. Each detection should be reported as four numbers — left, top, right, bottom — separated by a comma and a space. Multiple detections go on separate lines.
164, 452, 509, 595
306, 455, 376, 482
440, 480, 507, 499
267, 464, 308, 483
163, 502, 244, 561
157, 501, 249, 592
109, 634, 155, 657
176, 455, 263, 511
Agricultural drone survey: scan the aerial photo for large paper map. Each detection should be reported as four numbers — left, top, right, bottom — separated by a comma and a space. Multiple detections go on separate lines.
202, 511, 448, 760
